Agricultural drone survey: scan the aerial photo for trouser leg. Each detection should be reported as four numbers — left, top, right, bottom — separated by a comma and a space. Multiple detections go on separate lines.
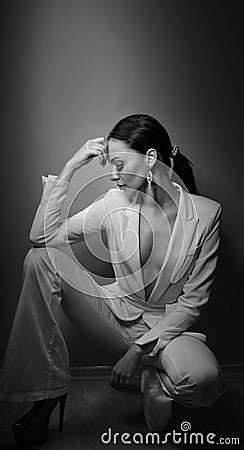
154, 335, 225, 408
0, 247, 71, 403
0, 247, 128, 403
141, 335, 225, 431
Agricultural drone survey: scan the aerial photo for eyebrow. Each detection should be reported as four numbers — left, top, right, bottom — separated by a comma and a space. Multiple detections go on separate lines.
108, 156, 123, 164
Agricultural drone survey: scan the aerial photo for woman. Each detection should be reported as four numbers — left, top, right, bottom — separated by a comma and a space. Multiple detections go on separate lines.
0, 114, 225, 444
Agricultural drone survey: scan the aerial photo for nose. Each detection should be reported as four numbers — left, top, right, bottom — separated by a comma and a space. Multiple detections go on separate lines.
110, 167, 120, 182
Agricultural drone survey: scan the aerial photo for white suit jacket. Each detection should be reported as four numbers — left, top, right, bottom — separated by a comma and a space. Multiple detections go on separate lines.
29, 175, 222, 356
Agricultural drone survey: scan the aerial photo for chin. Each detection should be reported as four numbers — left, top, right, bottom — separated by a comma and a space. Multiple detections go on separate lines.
123, 186, 137, 198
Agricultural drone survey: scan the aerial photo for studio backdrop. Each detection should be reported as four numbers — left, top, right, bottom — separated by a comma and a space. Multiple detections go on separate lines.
1, 0, 243, 367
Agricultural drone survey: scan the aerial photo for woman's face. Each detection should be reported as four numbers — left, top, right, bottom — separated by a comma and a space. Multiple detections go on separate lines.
108, 138, 148, 193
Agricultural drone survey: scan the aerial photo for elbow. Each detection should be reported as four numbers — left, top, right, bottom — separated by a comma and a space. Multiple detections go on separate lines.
29, 225, 46, 245
29, 229, 42, 245
28, 235, 47, 248
29, 234, 38, 245
29, 229, 37, 244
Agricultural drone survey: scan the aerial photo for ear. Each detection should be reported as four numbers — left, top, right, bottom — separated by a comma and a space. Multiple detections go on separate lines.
146, 148, 157, 168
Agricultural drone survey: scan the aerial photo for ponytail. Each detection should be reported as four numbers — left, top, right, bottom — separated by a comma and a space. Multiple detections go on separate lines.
172, 152, 199, 195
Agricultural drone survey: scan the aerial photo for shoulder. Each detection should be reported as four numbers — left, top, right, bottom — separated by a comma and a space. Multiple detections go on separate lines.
183, 191, 222, 242
191, 192, 222, 219
189, 193, 222, 238
173, 182, 222, 220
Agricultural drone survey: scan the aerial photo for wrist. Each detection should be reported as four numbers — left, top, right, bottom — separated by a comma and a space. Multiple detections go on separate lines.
129, 343, 144, 357
56, 161, 77, 183
65, 160, 79, 172
132, 339, 158, 356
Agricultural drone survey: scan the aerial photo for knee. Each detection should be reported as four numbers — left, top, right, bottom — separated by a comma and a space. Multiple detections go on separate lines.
24, 246, 48, 264
166, 367, 226, 408
23, 247, 49, 273
192, 368, 226, 407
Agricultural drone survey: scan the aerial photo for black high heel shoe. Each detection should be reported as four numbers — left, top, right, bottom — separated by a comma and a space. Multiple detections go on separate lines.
12, 393, 67, 445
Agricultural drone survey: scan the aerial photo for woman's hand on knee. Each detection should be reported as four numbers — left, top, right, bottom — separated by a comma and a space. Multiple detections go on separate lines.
110, 344, 143, 390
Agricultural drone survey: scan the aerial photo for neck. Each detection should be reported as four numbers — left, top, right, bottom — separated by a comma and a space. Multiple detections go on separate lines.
145, 164, 180, 210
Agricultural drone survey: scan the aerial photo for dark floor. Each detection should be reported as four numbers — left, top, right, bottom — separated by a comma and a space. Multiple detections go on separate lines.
0, 373, 243, 449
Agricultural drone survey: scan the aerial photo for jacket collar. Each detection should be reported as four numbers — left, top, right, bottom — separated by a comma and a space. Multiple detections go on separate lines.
116, 182, 199, 302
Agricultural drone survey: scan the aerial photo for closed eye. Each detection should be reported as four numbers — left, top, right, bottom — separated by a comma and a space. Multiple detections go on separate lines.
110, 161, 123, 170
109, 156, 124, 166
116, 163, 123, 170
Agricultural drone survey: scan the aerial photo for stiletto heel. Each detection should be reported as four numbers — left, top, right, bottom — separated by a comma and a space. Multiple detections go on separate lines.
12, 393, 68, 445
59, 393, 67, 431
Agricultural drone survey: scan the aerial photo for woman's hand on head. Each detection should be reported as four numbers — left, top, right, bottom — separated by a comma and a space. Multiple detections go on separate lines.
67, 137, 108, 171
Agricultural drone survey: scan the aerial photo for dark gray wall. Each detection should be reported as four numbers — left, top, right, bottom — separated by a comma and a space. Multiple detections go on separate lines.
1, 0, 243, 366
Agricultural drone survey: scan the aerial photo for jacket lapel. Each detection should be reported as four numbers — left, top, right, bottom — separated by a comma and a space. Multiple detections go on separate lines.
114, 184, 199, 303
149, 182, 199, 302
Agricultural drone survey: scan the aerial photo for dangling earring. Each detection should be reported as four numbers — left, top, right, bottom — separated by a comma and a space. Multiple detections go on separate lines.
146, 169, 153, 200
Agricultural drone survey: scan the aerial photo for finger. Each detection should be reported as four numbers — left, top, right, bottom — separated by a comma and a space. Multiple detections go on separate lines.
124, 378, 130, 389
97, 149, 105, 166
90, 143, 107, 166
112, 372, 120, 390
118, 376, 126, 390
102, 140, 109, 166
99, 154, 105, 166
91, 139, 108, 156
103, 138, 109, 153
90, 146, 103, 165
86, 149, 101, 161
110, 371, 118, 389
110, 372, 114, 388
90, 142, 105, 150
90, 136, 106, 144
103, 139, 109, 165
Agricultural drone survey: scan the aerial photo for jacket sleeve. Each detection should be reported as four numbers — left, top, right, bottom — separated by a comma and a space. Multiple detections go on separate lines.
134, 203, 222, 356
29, 175, 110, 247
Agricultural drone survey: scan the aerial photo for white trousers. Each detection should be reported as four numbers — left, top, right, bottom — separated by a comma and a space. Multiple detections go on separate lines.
0, 247, 225, 416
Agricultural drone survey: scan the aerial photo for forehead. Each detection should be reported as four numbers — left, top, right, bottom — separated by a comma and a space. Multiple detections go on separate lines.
107, 139, 137, 162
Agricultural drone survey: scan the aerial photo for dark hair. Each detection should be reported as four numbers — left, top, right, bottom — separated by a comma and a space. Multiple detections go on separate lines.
107, 114, 199, 195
